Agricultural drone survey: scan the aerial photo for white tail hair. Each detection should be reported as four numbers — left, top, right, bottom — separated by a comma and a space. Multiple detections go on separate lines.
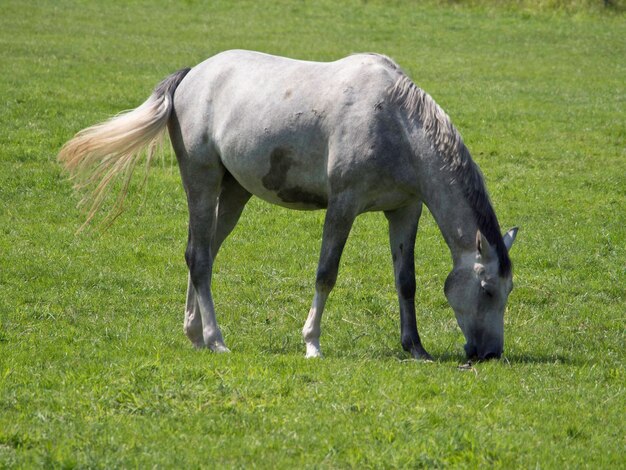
58, 68, 190, 229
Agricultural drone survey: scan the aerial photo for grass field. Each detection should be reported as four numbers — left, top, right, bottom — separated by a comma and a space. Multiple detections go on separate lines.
1, 0, 624, 467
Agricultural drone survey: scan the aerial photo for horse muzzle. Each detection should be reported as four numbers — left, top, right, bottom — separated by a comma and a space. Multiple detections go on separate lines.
464, 343, 502, 361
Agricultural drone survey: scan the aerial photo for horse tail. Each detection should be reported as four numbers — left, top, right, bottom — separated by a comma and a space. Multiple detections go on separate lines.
58, 67, 191, 229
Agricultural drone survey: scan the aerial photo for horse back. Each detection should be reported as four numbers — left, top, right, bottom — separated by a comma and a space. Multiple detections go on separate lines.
172, 51, 417, 211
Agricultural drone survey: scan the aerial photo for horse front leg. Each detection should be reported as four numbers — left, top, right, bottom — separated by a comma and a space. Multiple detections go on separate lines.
385, 203, 433, 361
302, 198, 357, 358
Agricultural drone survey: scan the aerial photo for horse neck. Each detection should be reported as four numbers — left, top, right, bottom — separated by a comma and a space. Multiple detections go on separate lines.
389, 75, 507, 271
416, 152, 480, 266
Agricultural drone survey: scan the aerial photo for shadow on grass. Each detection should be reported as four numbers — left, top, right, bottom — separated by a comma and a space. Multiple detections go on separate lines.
379, 348, 577, 366
500, 352, 578, 366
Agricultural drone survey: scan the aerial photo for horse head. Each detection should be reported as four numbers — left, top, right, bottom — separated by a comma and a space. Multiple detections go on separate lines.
444, 227, 518, 360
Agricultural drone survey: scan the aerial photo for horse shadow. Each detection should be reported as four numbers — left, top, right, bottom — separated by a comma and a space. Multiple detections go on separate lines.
384, 349, 578, 366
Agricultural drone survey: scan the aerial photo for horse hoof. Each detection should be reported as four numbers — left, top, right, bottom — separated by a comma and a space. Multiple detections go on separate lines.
411, 348, 434, 362
209, 343, 231, 353
305, 344, 322, 358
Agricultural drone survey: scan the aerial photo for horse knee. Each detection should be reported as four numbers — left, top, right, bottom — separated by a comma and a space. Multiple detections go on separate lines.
315, 267, 337, 293
397, 268, 416, 299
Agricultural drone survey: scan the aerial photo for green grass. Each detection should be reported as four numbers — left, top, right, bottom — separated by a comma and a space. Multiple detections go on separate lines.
1, 0, 624, 467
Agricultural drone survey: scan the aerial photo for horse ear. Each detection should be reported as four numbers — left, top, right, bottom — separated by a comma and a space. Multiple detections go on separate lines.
475, 230, 494, 260
503, 227, 519, 252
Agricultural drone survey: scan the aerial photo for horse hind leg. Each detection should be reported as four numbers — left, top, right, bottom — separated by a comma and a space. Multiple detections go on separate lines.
185, 169, 229, 351
384, 203, 433, 361
302, 197, 357, 358
183, 273, 204, 348
182, 170, 251, 350
211, 172, 252, 259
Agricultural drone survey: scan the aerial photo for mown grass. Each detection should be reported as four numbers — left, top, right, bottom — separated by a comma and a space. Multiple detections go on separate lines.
1, 0, 624, 467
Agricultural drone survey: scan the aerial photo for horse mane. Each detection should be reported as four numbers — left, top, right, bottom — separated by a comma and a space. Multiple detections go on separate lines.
389, 73, 512, 276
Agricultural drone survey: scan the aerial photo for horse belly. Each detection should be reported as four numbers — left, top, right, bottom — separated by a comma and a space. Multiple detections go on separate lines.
220, 137, 329, 210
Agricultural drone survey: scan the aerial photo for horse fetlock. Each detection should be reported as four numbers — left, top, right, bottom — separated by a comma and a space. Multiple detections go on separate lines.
302, 323, 320, 342
302, 322, 322, 358
203, 326, 228, 352
400, 335, 417, 352
185, 329, 205, 349
183, 314, 204, 347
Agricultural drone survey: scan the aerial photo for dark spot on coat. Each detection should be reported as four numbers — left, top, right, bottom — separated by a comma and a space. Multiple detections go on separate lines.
262, 148, 292, 191
262, 148, 327, 208
284, 89, 293, 99
278, 187, 326, 208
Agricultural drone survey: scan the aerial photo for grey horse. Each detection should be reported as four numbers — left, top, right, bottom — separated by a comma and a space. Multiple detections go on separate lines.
59, 50, 518, 361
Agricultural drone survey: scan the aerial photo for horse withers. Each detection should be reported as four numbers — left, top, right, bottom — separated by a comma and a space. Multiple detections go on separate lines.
59, 50, 518, 361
